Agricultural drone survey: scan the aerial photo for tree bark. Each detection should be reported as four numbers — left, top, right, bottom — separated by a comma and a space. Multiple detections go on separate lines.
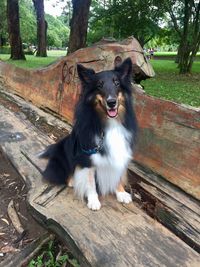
68, 0, 91, 54
33, 0, 47, 57
7, 0, 25, 60
168, 0, 200, 74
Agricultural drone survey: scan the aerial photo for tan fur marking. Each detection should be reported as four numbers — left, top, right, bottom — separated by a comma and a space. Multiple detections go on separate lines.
116, 182, 126, 192
94, 94, 107, 120
96, 94, 104, 104
116, 170, 128, 192
117, 170, 128, 191
67, 177, 73, 187
117, 92, 126, 122
88, 168, 95, 186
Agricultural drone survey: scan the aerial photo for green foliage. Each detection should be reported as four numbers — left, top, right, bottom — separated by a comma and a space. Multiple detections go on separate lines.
19, 0, 37, 45
17, 0, 69, 48
45, 14, 70, 48
142, 60, 200, 107
88, 0, 166, 46
0, 46, 11, 54
0, 0, 8, 46
28, 240, 80, 267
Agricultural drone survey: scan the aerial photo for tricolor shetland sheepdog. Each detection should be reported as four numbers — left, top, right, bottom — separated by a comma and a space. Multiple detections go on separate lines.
41, 57, 137, 210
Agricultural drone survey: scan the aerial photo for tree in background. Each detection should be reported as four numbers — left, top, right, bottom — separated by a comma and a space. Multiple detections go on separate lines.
68, 0, 91, 54
0, 0, 7, 47
20, 0, 36, 46
166, 0, 200, 74
88, 0, 165, 47
60, 0, 72, 27
33, 0, 47, 57
7, 0, 25, 59
46, 14, 70, 48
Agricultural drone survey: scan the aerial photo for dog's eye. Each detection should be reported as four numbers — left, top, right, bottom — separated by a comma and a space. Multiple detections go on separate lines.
113, 78, 120, 87
97, 81, 104, 89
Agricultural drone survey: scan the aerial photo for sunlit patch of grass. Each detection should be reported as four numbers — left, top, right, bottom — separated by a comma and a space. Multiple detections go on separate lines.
0, 50, 66, 69
142, 60, 200, 107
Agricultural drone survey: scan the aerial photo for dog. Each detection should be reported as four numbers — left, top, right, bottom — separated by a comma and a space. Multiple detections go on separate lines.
40, 57, 137, 210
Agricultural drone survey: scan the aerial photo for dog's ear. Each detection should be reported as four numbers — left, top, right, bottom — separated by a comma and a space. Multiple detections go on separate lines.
77, 64, 95, 84
114, 57, 132, 80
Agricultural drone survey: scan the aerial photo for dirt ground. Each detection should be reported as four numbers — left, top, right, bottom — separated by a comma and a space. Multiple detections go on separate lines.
0, 150, 45, 262
0, 88, 73, 264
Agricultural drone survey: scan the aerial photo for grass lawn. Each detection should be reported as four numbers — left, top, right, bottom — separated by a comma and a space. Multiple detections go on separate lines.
0, 50, 67, 69
142, 60, 200, 107
154, 51, 200, 57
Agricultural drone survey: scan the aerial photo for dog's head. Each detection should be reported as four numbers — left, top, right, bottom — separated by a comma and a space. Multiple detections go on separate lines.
77, 58, 133, 119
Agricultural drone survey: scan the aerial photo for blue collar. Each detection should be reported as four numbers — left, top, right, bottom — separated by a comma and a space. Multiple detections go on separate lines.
81, 132, 104, 155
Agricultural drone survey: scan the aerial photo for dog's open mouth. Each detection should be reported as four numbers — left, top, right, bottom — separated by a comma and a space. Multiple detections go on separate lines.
107, 108, 118, 118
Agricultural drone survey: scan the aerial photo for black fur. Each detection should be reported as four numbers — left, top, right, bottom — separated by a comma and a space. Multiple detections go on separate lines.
41, 58, 137, 184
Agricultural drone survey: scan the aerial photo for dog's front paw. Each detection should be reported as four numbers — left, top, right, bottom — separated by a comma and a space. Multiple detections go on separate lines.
116, 191, 132, 204
87, 194, 101, 211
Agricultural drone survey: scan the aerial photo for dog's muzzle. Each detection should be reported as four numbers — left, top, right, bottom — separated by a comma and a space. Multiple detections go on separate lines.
106, 98, 118, 118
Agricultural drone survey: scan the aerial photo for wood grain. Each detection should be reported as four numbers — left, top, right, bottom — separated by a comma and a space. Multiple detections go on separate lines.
0, 103, 199, 267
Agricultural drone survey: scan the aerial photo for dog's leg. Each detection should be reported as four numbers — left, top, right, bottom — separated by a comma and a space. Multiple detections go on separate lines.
116, 172, 132, 204
74, 166, 101, 210
67, 176, 74, 187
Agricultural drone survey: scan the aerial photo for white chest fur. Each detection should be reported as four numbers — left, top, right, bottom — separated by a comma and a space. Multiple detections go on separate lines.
91, 119, 132, 195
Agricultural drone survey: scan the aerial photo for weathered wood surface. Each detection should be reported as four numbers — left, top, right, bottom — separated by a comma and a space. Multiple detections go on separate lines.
134, 89, 200, 200
0, 86, 200, 256
0, 38, 199, 200
129, 162, 200, 253
0, 102, 200, 267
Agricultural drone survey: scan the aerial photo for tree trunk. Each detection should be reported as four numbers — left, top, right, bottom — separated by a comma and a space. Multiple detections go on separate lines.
7, 0, 25, 60
68, 0, 91, 54
0, 35, 3, 47
187, 39, 200, 73
179, 53, 190, 74
175, 44, 181, 64
33, 0, 47, 57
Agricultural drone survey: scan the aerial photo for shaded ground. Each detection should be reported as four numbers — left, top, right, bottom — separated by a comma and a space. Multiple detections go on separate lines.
0, 88, 67, 141
0, 88, 78, 265
0, 150, 45, 262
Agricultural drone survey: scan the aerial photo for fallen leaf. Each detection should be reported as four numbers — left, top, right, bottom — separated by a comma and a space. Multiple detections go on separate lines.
1, 218, 9, 225
8, 182, 16, 187
0, 245, 19, 253
3, 173, 10, 177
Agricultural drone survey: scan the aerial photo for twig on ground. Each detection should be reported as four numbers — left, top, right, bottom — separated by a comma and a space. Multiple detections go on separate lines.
7, 200, 24, 234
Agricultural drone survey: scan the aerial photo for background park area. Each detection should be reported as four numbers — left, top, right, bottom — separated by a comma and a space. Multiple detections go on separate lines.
0, 1, 200, 266
0, 0, 200, 108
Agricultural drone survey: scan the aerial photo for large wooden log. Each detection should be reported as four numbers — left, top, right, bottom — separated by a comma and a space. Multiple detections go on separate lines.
134, 89, 200, 200
0, 88, 199, 256
0, 103, 199, 267
0, 37, 199, 200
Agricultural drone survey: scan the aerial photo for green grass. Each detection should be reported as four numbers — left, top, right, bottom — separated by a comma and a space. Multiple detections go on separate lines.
142, 60, 200, 107
154, 51, 200, 57
28, 240, 79, 267
0, 50, 66, 69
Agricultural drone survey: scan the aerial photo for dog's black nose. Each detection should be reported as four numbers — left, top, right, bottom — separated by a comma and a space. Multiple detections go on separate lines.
107, 98, 117, 108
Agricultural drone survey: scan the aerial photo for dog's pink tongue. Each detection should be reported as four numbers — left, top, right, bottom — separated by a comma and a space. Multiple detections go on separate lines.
107, 109, 118, 118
